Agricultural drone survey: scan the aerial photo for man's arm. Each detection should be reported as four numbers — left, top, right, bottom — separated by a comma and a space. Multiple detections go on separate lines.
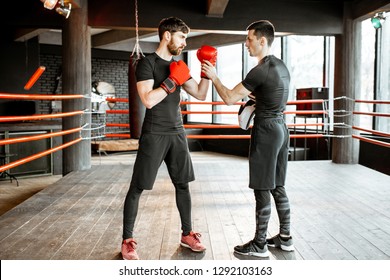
202, 61, 251, 105
136, 79, 169, 109
182, 78, 209, 101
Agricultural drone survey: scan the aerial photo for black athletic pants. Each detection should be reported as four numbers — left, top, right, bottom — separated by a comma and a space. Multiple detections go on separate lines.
122, 182, 192, 239
254, 186, 291, 243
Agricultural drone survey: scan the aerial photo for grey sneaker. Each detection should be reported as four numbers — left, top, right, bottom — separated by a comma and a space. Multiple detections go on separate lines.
234, 240, 269, 258
266, 234, 295, 251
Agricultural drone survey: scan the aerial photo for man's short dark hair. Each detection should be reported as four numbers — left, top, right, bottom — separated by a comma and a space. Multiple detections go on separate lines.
246, 20, 275, 46
158, 17, 190, 40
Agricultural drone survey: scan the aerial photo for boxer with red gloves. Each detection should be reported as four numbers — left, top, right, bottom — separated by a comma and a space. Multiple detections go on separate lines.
122, 17, 210, 261
197, 45, 217, 78
160, 60, 191, 94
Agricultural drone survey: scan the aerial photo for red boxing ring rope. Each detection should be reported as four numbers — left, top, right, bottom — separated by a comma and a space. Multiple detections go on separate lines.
352, 126, 390, 138
106, 110, 129, 114
0, 92, 91, 173
106, 123, 130, 128
0, 138, 82, 173
354, 99, 390, 104
106, 97, 129, 103
284, 110, 326, 115
104, 98, 130, 137
180, 99, 325, 106
181, 110, 326, 115
0, 93, 84, 100
182, 111, 236, 114
0, 127, 82, 146
184, 123, 325, 129
353, 111, 390, 118
352, 100, 390, 148
186, 134, 324, 139
352, 135, 390, 148
0, 111, 84, 122
180, 98, 328, 139
105, 133, 131, 138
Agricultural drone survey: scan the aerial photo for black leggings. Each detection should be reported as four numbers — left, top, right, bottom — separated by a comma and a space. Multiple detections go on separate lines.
254, 186, 291, 243
122, 182, 192, 239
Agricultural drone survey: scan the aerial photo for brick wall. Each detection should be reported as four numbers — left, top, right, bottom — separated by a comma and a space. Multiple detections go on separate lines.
40, 53, 130, 140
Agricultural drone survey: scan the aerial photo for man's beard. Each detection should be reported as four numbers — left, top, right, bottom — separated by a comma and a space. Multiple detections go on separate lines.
168, 41, 183, 56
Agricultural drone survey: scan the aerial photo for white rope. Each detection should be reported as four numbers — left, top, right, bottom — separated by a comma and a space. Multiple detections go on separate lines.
131, 0, 144, 61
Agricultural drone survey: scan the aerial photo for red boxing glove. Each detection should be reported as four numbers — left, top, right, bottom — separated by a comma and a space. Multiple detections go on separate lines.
161, 60, 191, 94
197, 45, 217, 78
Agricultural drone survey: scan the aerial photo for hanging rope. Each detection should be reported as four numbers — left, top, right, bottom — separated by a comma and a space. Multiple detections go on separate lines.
131, 0, 144, 63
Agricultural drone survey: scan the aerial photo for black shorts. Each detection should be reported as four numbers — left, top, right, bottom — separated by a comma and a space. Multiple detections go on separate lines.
130, 132, 195, 190
249, 117, 289, 190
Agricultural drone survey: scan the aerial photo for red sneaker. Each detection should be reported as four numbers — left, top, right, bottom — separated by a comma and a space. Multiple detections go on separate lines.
180, 231, 206, 252
121, 238, 139, 260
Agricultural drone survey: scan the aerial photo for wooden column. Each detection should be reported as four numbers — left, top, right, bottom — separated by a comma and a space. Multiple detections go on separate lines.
332, 3, 360, 164
62, 0, 91, 175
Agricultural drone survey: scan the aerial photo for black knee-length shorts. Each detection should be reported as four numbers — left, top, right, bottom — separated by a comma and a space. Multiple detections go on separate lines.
130, 132, 195, 190
249, 117, 289, 190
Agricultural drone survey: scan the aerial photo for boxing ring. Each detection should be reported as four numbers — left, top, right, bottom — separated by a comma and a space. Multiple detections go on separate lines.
0, 93, 87, 179
181, 100, 328, 140
104, 97, 130, 139
181, 98, 388, 150
351, 99, 390, 148
1, 90, 389, 181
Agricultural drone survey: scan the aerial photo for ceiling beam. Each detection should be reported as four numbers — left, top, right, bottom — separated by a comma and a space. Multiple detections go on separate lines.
14, 28, 51, 42
351, 0, 390, 19
186, 33, 246, 50
206, 0, 229, 18
87, 0, 343, 35
92, 29, 156, 48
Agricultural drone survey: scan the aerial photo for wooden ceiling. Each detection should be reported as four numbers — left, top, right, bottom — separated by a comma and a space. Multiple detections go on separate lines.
3, 0, 390, 52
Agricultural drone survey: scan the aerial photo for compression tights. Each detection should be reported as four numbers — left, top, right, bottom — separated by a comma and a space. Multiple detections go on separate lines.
123, 182, 192, 239
254, 186, 291, 243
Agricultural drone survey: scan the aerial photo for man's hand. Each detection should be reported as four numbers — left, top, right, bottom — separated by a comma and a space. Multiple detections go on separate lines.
161, 60, 191, 94
201, 60, 217, 82
197, 45, 217, 79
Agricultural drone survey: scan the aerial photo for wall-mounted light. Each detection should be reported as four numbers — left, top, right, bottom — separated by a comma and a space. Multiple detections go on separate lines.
40, 0, 71, 18
371, 12, 386, 29
41, 0, 58, 10
56, 1, 72, 19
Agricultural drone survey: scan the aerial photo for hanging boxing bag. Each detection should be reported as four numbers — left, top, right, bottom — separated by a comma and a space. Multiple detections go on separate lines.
128, 55, 145, 139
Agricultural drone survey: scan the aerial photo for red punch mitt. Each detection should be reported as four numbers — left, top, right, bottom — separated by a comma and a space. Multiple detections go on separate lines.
197, 45, 217, 78
161, 60, 191, 94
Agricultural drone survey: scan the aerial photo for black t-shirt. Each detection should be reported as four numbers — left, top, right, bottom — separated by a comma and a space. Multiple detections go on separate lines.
242, 55, 290, 118
136, 53, 184, 134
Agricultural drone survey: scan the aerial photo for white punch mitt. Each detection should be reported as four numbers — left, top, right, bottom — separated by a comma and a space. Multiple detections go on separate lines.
238, 99, 255, 130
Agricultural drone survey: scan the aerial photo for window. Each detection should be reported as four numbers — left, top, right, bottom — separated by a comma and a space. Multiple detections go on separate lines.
375, 16, 390, 133
285, 35, 325, 88
186, 36, 334, 128
357, 16, 390, 133
214, 44, 243, 124
284, 36, 330, 126
358, 19, 376, 130
187, 38, 282, 125
187, 51, 212, 123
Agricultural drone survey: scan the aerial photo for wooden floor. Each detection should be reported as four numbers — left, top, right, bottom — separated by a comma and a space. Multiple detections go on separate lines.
0, 151, 389, 260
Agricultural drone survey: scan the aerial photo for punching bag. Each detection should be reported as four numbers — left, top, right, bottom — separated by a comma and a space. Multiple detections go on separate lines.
128, 55, 145, 139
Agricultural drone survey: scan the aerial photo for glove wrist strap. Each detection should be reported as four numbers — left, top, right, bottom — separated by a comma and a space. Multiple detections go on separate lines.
161, 77, 176, 94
